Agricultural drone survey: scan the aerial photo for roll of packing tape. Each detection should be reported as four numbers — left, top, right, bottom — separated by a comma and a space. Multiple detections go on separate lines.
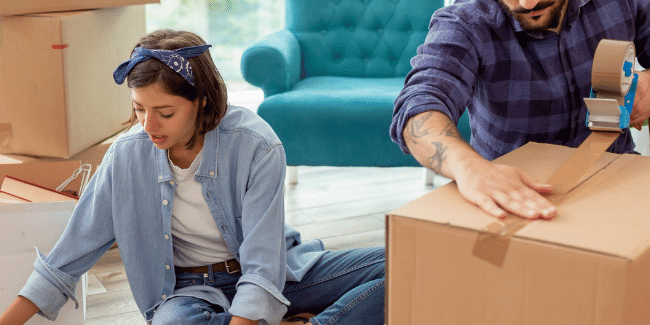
591, 40, 635, 95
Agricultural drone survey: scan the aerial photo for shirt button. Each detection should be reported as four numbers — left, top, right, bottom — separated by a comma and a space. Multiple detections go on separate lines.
165, 265, 171, 270
163, 200, 169, 205
204, 274, 209, 278
170, 181, 175, 186
161, 295, 167, 299
207, 192, 212, 198
164, 235, 170, 240
158, 175, 163, 180
209, 171, 215, 176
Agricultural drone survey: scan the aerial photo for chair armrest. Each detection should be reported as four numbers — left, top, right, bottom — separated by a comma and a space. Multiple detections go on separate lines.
241, 30, 301, 97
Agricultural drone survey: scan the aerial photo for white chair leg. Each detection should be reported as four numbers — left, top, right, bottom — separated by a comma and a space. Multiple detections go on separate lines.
424, 168, 434, 187
287, 166, 298, 185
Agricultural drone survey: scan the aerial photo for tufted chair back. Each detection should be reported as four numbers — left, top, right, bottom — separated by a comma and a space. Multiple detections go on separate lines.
286, 0, 443, 78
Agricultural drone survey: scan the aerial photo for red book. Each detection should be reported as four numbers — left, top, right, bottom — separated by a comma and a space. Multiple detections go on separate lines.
0, 175, 78, 204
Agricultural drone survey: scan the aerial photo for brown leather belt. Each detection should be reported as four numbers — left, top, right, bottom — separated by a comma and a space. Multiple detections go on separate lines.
175, 259, 241, 274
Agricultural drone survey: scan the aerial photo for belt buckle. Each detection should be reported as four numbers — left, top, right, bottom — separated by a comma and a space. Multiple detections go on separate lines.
225, 261, 237, 274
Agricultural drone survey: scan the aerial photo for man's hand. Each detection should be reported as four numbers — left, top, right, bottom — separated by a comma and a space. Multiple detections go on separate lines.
454, 158, 556, 220
403, 111, 557, 220
630, 69, 650, 130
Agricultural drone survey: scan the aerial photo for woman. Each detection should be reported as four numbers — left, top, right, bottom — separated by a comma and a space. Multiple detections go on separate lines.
0, 29, 384, 325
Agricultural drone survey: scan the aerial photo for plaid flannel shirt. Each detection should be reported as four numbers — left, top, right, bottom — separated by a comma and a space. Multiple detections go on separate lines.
391, 0, 650, 160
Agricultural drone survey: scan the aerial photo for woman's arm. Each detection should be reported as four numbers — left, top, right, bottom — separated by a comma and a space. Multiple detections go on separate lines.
0, 296, 40, 324
229, 143, 290, 324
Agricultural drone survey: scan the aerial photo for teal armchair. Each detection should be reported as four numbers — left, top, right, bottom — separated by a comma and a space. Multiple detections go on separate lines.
241, 0, 470, 181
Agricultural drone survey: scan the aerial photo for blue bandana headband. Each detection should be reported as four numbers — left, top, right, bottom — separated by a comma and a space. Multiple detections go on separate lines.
113, 44, 212, 87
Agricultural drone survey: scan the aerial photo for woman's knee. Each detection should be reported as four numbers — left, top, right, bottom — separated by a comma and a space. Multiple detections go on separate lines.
151, 296, 225, 325
357, 246, 385, 278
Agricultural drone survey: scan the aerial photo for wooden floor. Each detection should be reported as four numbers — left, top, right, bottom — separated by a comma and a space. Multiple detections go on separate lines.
84, 166, 448, 324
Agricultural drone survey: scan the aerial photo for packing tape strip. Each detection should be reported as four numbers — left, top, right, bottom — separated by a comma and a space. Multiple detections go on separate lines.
472, 214, 532, 267
545, 131, 620, 194
472, 40, 632, 267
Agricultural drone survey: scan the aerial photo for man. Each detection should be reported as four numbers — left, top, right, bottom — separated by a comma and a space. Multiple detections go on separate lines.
391, 0, 650, 220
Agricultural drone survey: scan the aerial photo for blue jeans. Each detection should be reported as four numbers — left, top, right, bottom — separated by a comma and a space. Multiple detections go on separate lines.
151, 246, 385, 325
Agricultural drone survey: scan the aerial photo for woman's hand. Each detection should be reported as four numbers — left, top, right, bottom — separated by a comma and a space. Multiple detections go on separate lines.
0, 296, 40, 325
229, 315, 259, 325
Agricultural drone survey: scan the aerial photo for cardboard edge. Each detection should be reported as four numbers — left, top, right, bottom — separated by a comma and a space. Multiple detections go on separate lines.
624, 246, 650, 324
385, 214, 416, 325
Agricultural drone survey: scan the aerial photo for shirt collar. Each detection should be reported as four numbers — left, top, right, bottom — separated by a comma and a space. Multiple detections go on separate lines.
156, 127, 219, 183
196, 127, 218, 179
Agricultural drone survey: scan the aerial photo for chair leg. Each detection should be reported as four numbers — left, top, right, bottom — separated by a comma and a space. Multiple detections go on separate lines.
287, 166, 298, 185
424, 168, 434, 187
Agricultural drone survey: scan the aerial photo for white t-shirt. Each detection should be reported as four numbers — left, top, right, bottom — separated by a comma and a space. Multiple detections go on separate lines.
168, 149, 235, 267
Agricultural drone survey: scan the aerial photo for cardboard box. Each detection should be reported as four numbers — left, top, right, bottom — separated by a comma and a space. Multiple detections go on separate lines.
0, 0, 159, 17
386, 142, 650, 324
66, 130, 122, 170
0, 7, 145, 158
0, 130, 122, 177
0, 163, 86, 324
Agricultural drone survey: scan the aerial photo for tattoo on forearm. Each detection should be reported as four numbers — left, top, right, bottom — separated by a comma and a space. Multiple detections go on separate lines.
407, 111, 434, 144
428, 141, 448, 174
407, 113, 467, 174
439, 121, 465, 142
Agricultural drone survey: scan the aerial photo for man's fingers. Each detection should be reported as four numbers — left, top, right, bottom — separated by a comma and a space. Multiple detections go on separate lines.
518, 170, 553, 193
471, 193, 507, 219
492, 190, 540, 220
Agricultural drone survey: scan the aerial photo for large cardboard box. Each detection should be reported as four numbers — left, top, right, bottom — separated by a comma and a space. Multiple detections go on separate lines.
0, 0, 159, 17
0, 162, 86, 324
0, 7, 145, 158
387, 142, 650, 324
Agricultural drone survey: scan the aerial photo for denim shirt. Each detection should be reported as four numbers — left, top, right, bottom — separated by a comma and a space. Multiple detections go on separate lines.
18, 105, 326, 324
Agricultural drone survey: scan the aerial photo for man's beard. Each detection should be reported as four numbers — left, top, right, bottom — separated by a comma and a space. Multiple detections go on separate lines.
498, 0, 567, 32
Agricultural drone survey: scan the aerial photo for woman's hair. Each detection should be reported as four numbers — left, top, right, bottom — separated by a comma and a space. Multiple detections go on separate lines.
125, 29, 228, 149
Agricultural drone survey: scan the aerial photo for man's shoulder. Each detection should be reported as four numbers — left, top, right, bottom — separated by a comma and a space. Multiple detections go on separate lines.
436, 0, 508, 29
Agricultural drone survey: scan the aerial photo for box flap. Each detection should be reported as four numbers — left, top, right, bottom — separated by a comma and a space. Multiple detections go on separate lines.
389, 142, 650, 260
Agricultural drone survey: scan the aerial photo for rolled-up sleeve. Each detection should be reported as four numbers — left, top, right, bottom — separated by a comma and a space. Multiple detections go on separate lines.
18, 149, 117, 320
391, 8, 481, 154
230, 144, 289, 324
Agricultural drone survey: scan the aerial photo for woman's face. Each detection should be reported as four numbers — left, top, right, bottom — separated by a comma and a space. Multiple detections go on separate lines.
131, 82, 199, 153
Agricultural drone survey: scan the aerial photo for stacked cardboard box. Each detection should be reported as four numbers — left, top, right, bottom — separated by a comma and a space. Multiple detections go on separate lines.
0, 5, 150, 158
1, 130, 123, 175
386, 142, 650, 324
